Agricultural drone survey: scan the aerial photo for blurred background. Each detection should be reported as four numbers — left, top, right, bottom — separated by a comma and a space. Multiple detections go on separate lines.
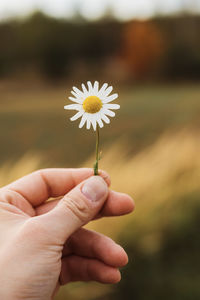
0, 0, 200, 299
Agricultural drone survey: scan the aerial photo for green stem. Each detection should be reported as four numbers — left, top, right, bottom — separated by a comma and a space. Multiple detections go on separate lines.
94, 124, 100, 175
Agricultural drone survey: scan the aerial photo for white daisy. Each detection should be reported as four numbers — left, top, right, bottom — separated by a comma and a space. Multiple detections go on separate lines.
64, 81, 120, 131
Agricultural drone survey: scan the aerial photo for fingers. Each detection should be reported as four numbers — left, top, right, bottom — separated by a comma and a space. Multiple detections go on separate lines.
4, 168, 110, 206
60, 255, 121, 285
36, 190, 134, 218
63, 228, 128, 268
0, 189, 35, 217
36, 176, 109, 243
96, 190, 134, 218
35, 198, 61, 215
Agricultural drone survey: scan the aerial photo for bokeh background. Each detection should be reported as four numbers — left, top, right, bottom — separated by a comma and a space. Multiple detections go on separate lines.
0, 0, 200, 299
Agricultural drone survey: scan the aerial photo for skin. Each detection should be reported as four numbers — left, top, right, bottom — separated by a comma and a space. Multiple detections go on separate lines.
0, 168, 134, 300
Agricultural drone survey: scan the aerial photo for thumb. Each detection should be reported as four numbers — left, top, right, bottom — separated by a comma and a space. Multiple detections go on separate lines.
39, 176, 108, 243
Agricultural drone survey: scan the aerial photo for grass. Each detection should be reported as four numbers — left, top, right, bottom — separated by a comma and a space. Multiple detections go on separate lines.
0, 81, 200, 299
0, 128, 199, 300
0, 81, 200, 167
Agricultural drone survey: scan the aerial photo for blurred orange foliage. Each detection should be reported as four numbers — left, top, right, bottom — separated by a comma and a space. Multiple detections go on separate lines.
121, 21, 165, 79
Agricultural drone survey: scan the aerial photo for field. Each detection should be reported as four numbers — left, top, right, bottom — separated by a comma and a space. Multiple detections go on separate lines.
0, 81, 200, 299
1, 81, 200, 165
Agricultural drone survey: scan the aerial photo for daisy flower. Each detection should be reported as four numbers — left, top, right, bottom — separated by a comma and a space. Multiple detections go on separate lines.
64, 81, 120, 131
64, 81, 120, 175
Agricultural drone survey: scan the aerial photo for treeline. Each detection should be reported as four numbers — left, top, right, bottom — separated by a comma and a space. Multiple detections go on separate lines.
0, 12, 200, 81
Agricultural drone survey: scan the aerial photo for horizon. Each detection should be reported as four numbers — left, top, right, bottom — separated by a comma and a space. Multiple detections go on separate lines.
0, 0, 200, 22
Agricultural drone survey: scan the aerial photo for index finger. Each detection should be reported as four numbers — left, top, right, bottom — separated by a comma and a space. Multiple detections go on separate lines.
3, 168, 110, 207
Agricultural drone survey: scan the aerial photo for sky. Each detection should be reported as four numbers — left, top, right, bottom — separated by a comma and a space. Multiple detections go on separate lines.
0, 0, 200, 21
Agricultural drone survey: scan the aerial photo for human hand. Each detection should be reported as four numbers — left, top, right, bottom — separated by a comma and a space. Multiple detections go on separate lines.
0, 168, 134, 300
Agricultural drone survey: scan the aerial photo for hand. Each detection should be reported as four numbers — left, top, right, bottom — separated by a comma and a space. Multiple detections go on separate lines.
0, 168, 134, 300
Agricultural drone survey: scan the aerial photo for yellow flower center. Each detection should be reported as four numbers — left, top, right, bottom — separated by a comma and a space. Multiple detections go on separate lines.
83, 96, 102, 113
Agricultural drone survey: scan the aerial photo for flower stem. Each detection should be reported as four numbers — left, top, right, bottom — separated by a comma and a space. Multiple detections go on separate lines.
94, 125, 100, 175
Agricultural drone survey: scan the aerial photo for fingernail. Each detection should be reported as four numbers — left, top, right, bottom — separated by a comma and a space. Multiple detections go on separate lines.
82, 176, 108, 202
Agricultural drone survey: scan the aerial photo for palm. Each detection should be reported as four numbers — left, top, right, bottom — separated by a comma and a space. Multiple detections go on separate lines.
0, 168, 133, 298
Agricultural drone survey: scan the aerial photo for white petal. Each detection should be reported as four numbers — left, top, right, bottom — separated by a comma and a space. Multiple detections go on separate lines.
64, 104, 81, 110
99, 83, 108, 95
73, 86, 84, 97
71, 91, 84, 102
102, 108, 115, 117
93, 81, 99, 93
79, 114, 87, 128
71, 91, 78, 97
87, 81, 93, 93
82, 83, 88, 94
70, 111, 84, 121
85, 113, 95, 130
103, 93, 118, 103
104, 86, 113, 97
100, 112, 110, 124
68, 96, 82, 104
86, 116, 91, 130
97, 117, 104, 128
104, 103, 120, 110
91, 117, 97, 131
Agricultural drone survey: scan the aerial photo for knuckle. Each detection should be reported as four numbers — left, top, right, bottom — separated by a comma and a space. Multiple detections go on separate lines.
62, 195, 91, 223
19, 218, 50, 241
0, 189, 26, 215
0, 189, 14, 202
34, 168, 46, 173
33, 168, 49, 178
